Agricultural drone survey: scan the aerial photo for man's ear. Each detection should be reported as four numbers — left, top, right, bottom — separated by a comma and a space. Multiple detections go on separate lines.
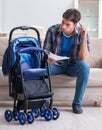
74, 23, 77, 27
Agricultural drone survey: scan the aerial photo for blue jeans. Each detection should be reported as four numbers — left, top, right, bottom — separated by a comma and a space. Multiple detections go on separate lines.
48, 61, 90, 104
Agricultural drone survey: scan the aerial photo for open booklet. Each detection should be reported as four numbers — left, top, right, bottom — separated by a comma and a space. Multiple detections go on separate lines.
49, 52, 70, 61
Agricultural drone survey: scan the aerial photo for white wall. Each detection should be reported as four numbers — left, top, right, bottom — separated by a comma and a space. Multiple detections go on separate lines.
1, 0, 74, 33
99, 0, 102, 38
0, 0, 3, 32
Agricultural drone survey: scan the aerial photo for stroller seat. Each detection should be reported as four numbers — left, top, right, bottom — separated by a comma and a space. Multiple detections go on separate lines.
22, 62, 46, 80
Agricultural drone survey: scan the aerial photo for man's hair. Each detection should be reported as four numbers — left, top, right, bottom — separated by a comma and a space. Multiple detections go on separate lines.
62, 8, 81, 23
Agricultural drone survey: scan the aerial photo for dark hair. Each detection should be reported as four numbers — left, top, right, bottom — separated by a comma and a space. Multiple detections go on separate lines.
62, 8, 81, 23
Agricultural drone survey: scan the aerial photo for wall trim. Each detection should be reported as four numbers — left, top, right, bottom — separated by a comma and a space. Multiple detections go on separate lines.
0, 0, 3, 32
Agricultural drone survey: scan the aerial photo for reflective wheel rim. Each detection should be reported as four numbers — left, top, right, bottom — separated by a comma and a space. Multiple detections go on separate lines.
45, 110, 52, 121
13, 110, 19, 121
27, 111, 34, 124
40, 106, 46, 117
52, 108, 59, 120
5, 110, 12, 122
19, 112, 26, 125
32, 108, 39, 118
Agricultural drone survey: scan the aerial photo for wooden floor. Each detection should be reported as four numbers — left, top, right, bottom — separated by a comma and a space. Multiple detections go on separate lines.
0, 102, 102, 130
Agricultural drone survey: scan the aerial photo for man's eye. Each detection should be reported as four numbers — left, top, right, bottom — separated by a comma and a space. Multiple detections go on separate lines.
66, 24, 70, 27
62, 21, 64, 24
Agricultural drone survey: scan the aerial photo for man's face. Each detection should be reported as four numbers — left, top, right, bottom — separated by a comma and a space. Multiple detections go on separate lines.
61, 18, 77, 35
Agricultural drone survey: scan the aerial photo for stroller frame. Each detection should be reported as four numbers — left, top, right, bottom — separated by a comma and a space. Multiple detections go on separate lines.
3, 26, 59, 125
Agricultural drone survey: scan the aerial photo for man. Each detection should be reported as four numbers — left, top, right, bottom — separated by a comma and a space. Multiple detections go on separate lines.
43, 8, 90, 114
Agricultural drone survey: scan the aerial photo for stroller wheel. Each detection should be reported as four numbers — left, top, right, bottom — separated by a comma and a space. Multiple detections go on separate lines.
52, 108, 60, 120
40, 106, 46, 117
27, 111, 34, 124
5, 110, 12, 122
13, 109, 19, 121
44, 109, 52, 121
32, 108, 39, 118
19, 112, 26, 125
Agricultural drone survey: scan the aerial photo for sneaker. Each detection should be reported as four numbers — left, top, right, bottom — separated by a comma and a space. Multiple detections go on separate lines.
72, 103, 83, 114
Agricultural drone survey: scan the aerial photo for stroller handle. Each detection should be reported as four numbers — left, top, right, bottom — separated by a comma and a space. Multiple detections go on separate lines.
18, 47, 44, 54
16, 47, 48, 62
8, 26, 41, 45
16, 47, 48, 66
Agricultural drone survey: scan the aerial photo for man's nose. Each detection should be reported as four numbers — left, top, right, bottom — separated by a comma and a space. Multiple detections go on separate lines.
62, 25, 66, 29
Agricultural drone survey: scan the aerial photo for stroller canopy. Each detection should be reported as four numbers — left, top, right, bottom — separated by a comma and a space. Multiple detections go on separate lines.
2, 36, 41, 75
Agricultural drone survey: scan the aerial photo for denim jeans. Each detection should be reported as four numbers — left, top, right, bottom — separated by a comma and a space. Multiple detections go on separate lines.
48, 60, 90, 105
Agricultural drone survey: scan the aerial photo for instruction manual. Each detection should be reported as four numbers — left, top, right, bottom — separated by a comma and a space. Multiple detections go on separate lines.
49, 52, 70, 61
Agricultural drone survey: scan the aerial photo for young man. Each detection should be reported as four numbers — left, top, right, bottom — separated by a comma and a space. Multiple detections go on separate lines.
43, 8, 90, 114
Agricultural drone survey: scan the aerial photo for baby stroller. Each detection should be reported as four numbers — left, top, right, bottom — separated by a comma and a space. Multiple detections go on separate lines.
2, 26, 59, 125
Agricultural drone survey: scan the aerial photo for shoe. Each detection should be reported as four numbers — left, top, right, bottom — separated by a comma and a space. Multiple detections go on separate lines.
72, 103, 83, 114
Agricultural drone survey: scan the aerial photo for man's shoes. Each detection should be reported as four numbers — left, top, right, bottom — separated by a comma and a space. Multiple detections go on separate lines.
72, 103, 83, 114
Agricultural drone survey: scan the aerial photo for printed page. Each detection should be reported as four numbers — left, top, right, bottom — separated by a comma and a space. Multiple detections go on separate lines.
49, 52, 70, 61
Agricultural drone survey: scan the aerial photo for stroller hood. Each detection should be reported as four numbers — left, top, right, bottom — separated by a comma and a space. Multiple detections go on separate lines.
2, 36, 40, 75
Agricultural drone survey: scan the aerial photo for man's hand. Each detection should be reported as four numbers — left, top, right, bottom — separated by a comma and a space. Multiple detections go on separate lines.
79, 22, 87, 39
78, 23, 89, 61
47, 54, 57, 63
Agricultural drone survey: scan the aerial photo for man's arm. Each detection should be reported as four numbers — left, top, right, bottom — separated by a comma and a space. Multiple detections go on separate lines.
43, 29, 52, 51
78, 24, 90, 61
43, 28, 57, 63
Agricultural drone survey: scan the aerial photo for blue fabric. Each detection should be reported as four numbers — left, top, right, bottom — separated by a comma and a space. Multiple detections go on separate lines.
20, 53, 35, 68
2, 47, 9, 75
60, 33, 72, 57
21, 62, 32, 71
23, 68, 46, 81
12, 36, 40, 67
2, 36, 40, 75
48, 61, 90, 104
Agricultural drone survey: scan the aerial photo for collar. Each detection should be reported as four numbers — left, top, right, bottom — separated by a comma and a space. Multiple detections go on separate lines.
57, 24, 62, 34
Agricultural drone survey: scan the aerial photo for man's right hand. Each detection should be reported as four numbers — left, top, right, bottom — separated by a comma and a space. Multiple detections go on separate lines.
47, 54, 56, 63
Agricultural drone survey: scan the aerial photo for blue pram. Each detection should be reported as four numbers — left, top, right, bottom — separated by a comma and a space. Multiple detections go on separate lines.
2, 26, 59, 125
